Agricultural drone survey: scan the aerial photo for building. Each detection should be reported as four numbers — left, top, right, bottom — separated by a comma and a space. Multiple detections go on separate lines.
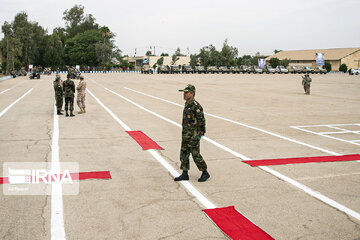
124, 56, 190, 71
265, 48, 360, 70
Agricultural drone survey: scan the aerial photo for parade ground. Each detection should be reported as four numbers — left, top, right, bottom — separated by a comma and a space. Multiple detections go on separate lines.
0, 72, 359, 240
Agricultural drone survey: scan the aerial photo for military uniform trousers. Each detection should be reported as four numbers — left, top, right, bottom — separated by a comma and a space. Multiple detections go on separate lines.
304, 83, 311, 94
64, 96, 74, 111
180, 139, 207, 171
55, 96, 63, 111
77, 93, 86, 109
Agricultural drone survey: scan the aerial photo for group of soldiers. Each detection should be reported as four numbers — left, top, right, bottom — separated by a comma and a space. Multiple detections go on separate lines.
53, 73, 87, 116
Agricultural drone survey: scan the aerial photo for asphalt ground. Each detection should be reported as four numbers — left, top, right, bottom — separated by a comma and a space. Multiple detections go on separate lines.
0, 72, 359, 240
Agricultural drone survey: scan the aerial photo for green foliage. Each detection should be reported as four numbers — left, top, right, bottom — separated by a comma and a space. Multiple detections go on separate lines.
279, 58, 290, 67
269, 58, 280, 68
274, 49, 282, 54
220, 39, 238, 67
160, 53, 169, 56
324, 61, 332, 72
145, 50, 153, 56
156, 57, 164, 66
189, 54, 198, 68
339, 63, 347, 73
64, 29, 103, 66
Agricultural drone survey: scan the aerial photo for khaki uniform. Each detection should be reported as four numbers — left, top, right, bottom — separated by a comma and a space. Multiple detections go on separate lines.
302, 75, 312, 95
76, 79, 87, 110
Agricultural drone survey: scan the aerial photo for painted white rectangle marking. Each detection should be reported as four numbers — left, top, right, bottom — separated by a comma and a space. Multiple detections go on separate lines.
0, 88, 33, 118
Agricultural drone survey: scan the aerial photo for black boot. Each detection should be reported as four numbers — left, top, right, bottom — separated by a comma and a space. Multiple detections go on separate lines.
174, 171, 189, 181
65, 111, 69, 117
198, 171, 210, 182
70, 111, 75, 117
57, 110, 63, 115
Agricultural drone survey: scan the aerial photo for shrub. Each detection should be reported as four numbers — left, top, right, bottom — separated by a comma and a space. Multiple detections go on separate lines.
339, 63, 347, 73
324, 62, 332, 72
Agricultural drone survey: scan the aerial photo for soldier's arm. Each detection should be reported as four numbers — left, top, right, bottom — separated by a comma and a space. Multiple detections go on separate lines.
72, 82, 75, 92
195, 106, 206, 134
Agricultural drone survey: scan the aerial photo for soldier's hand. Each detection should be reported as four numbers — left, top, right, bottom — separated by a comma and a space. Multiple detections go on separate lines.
200, 131, 204, 137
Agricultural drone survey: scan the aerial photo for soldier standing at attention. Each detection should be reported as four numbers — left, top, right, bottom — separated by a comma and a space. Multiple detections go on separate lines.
302, 73, 312, 95
63, 73, 76, 117
175, 84, 210, 182
54, 77, 63, 115
76, 76, 87, 114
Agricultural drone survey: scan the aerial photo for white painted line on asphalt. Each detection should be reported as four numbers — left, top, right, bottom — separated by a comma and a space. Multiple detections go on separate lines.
0, 88, 33, 118
87, 89, 216, 209
0, 88, 10, 95
107, 87, 360, 221
51, 104, 66, 240
124, 87, 341, 156
291, 125, 360, 147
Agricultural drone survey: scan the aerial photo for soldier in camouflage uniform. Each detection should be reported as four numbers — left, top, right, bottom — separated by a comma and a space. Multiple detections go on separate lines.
175, 84, 210, 182
54, 77, 63, 115
302, 74, 312, 95
63, 73, 76, 117
76, 76, 87, 113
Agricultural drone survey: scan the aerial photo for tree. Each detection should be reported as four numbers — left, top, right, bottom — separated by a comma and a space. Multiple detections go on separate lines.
145, 50, 153, 56
269, 58, 280, 68
198, 47, 211, 67
64, 29, 103, 66
160, 53, 169, 56
171, 47, 183, 64
324, 61, 332, 72
220, 39, 238, 67
156, 57, 164, 66
274, 49, 282, 54
339, 63, 347, 73
279, 58, 291, 67
99, 26, 110, 44
189, 54, 198, 68
96, 42, 112, 68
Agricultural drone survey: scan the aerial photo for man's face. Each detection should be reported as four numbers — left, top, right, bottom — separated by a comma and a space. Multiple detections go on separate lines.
183, 91, 193, 101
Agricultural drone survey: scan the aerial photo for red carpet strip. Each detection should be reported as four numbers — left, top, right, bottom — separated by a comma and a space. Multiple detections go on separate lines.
203, 206, 274, 240
0, 171, 111, 184
126, 130, 164, 150
243, 154, 360, 167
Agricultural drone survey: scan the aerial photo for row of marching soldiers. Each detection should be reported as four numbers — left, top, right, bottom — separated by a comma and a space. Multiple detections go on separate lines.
53, 73, 87, 116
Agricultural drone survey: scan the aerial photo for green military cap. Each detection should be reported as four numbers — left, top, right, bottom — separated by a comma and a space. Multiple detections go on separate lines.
179, 84, 195, 93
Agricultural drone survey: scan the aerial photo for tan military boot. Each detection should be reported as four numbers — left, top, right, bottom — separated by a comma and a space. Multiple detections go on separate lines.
78, 108, 83, 114
83, 108, 86, 113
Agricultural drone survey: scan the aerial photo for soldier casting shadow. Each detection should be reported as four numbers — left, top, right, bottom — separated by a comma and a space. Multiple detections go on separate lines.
302, 74, 312, 95
174, 84, 210, 182
76, 76, 87, 114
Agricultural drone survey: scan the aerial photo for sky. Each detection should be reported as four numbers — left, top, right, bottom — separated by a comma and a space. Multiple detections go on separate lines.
1, 0, 359, 57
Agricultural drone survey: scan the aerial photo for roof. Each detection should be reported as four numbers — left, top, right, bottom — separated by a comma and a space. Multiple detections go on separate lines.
265, 48, 360, 61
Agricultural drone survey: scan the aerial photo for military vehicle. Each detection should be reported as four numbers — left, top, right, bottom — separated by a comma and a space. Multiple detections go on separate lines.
288, 66, 302, 74
158, 65, 170, 74
350, 68, 360, 75
275, 66, 289, 74
29, 71, 40, 79
229, 66, 241, 73
264, 65, 276, 74
240, 65, 251, 74
207, 66, 219, 74
194, 66, 206, 74
252, 66, 263, 74
219, 66, 230, 74
141, 65, 154, 74
181, 65, 194, 74
71, 70, 81, 79
314, 66, 327, 74
170, 65, 181, 74
301, 66, 315, 74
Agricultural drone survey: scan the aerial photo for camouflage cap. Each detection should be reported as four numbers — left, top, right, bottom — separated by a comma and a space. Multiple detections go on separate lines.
179, 84, 195, 93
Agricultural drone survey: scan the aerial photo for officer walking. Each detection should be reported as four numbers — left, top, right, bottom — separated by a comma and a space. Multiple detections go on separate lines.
63, 73, 76, 117
76, 76, 87, 113
175, 84, 210, 182
302, 74, 312, 95
54, 77, 63, 115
